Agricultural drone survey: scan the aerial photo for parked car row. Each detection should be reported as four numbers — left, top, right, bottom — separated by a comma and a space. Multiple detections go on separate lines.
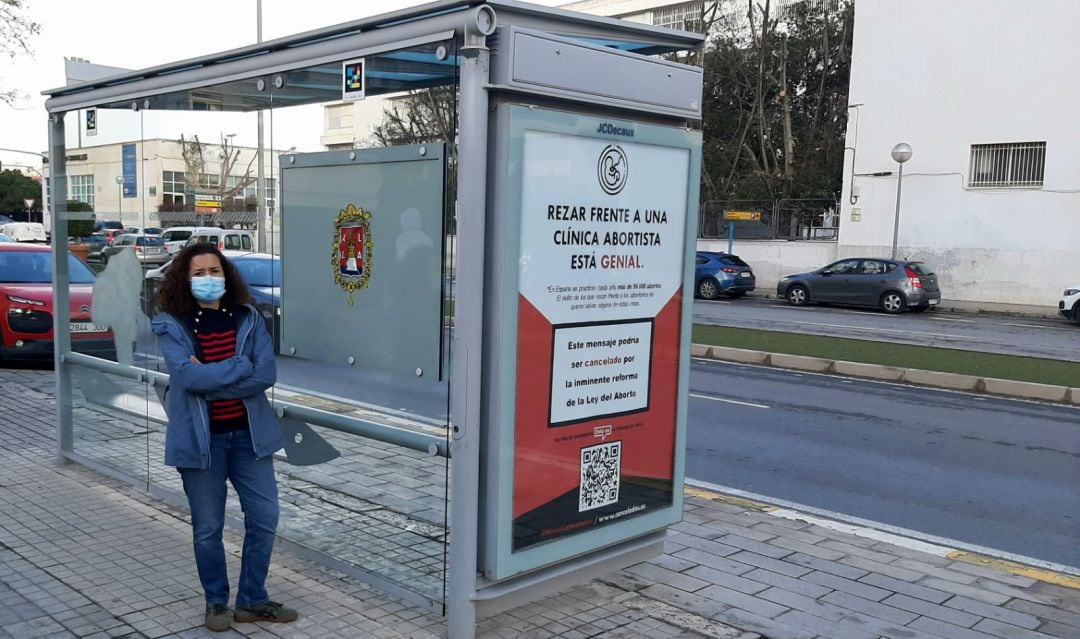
71, 225, 255, 268
695, 251, 943, 315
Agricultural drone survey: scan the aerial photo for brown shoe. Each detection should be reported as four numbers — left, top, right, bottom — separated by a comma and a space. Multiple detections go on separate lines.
205, 603, 231, 632
233, 600, 298, 624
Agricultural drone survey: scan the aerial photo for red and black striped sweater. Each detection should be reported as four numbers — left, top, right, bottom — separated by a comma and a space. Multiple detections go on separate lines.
189, 307, 249, 433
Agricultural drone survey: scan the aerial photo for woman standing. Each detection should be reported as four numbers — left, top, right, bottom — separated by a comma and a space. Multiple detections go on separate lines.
151, 244, 297, 632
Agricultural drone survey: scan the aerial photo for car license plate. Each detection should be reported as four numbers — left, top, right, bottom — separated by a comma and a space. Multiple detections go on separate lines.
740, 272, 752, 278
71, 322, 108, 333
928, 299, 939, 305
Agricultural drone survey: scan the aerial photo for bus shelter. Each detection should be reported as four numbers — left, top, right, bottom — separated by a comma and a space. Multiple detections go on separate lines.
42, 2, 703, 636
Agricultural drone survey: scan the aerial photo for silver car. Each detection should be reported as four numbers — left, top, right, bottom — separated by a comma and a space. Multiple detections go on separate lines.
101, 234, 170, 266
777, 258, 942, 314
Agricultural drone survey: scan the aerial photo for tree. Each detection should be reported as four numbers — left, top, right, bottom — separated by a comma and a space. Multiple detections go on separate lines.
0, 169, 42, 216
369, 87, 457, 147
700, 0, 854, 201
0, 0, 41, 106
173, 134, 257, 211
64, 205, 95, 239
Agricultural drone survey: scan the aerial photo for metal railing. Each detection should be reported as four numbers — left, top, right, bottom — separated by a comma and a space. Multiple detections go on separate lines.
699, 198, 839, 241
61, 351, 449, 457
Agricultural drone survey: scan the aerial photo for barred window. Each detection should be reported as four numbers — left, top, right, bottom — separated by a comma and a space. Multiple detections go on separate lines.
968, 142, 1046, 188
69, 174, 94, 208
653, 1, 703, 32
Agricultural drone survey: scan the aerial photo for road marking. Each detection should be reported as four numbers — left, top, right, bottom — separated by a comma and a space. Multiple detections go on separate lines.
932, 317, 976, 324
685, 486, 776, 512
684, 479, 1080, 584
1001, 322, 1054, 329
689, 393, 769, 409
947, 552, 1080, 590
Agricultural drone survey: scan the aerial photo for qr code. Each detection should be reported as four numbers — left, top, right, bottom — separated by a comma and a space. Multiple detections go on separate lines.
579, 441, 622, 512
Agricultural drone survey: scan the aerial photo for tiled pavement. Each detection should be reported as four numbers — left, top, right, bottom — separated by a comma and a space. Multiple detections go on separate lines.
1, 367, 1078, 639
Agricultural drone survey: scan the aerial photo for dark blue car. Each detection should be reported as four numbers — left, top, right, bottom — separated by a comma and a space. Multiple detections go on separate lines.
694, 251, 756, 300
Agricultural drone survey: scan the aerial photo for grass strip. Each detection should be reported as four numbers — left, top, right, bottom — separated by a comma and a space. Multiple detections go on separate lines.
692, 324, 1080, 388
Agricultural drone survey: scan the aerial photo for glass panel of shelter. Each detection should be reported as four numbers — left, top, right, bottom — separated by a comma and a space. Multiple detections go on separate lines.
65, 38, 463, 610
265, 40, 458, 610
56, 106, 153, 488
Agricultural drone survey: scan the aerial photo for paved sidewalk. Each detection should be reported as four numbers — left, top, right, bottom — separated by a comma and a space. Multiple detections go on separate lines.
1, 367, 1078, 639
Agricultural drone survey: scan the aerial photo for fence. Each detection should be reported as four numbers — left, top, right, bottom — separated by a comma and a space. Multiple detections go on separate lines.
699, 198, 840, 241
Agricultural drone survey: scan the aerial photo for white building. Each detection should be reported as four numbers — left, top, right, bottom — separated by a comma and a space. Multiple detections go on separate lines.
836, 0, 1079, 306
41, 139, 280, 229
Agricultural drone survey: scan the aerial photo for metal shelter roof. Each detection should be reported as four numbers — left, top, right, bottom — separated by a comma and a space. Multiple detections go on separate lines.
43, 0, 703, 114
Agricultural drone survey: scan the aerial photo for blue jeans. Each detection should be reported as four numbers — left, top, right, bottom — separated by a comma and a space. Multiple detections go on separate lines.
178, 429, 280, 607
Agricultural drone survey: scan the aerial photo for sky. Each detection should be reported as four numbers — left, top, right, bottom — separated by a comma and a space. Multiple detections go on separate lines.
0, 0, 564, 171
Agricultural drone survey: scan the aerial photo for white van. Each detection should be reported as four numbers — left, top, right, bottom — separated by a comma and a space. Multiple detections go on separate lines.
1, 222, 48, 243
159, 226, 204, 255
184, 227, 255, 252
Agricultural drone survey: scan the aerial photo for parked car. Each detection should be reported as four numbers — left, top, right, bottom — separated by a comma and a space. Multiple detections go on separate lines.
143, 252, 280, 347
0, 234, 13, 243
0, 243, 115, 361
695, 251, 756, 299
777, 258, 941, 314
72, 233, 110, 262
102, 228, 126, 243
143, 227, 163, 236
1, 222, 48, 243
95, 220, 124, 231
101, 234, 169, 266
1059, 285, 1080, 325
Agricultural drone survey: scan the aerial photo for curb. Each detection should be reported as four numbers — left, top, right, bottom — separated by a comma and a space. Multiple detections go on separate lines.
694, 343, 1076, 404
741, 292, 1060, 320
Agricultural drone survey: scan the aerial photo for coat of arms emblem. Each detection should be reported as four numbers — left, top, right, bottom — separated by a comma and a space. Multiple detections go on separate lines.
331, 203, 373, 305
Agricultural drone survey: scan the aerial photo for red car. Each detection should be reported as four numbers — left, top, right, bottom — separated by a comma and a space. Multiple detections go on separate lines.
0, 244, 116, 361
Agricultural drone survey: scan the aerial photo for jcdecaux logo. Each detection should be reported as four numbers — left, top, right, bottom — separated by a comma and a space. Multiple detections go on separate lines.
596, 122, 635, 138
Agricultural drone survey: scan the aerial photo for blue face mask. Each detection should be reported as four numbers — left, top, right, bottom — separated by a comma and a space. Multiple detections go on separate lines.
191, 276, 226, 302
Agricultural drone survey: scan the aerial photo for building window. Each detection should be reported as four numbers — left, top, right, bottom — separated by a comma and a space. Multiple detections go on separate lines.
327, 104, 351, 130
162, 170, 187, 205
69, 174, 95, 209
968, 142, 1046, 188
653, 1, 704, 32
264, 177, 276, 214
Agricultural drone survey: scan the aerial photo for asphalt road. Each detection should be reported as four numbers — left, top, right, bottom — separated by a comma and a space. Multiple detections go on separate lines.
693, 297, 1080, 361
686, 358, 1080, 568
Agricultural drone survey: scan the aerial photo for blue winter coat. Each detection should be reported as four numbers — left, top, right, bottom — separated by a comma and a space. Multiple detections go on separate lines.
151, 305, 284, 469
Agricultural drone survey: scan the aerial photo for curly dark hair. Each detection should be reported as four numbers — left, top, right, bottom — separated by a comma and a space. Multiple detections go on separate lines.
155, 244, 252, 317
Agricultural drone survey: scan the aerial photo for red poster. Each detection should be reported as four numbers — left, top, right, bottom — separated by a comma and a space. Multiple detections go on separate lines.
511, 130, 691, 551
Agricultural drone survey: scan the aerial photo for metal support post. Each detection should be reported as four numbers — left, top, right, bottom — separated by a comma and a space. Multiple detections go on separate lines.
256, 0, 267, 253
49, 114, 73, 460
448, 12, 493, 638
727, 221, 734, 254
891, 162, 903, 260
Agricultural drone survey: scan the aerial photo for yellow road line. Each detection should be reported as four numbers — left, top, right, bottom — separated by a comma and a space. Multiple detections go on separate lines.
685, 486, 777, 512
947, 551, 1080, 590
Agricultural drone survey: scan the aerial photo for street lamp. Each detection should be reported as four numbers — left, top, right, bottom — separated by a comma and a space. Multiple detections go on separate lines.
890, 142, 912, 260
115, 175, 124, 223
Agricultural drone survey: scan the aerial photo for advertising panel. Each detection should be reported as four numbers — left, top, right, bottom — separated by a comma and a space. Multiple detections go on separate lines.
486, 105, 701, 579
